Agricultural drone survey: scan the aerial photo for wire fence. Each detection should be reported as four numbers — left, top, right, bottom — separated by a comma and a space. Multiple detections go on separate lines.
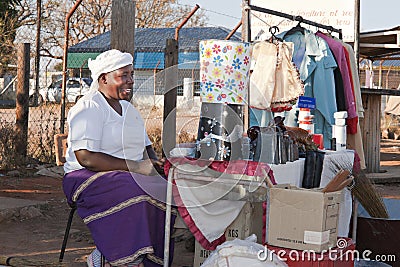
0, 19, 208, 170
0, 33, 64, 170
0, 50, 203, 169
359, 68, 400, 89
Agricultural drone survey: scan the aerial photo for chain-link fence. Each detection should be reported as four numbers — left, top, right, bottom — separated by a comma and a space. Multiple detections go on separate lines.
0, 6, 212, 169
0, 36, 64, 170
359, 68, 400, 89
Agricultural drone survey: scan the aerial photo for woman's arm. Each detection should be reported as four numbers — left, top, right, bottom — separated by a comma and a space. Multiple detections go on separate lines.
75, 149, 158, 176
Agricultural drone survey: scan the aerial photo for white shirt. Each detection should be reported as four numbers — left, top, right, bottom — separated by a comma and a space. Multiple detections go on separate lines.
64, 91, 151, 173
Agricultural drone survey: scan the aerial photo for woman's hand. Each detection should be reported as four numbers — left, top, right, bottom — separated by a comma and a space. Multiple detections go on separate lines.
133, 159, 160, 176
151, 158, 165, 176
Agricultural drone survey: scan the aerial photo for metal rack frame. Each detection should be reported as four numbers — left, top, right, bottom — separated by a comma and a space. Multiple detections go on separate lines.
246, 4, 343, 40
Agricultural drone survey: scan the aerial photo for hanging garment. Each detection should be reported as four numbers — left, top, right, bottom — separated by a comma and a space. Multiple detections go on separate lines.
340, 41, 366, 169
250, 41, 304, 112
279, 30, 338, 148
272, 42, 305, 111
249, 41, 277, 110
316, 32, 358, 134
340, 41, 364, 117
333, 62, 347, 112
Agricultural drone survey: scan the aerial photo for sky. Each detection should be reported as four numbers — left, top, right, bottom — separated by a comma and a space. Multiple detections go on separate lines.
178, 0, 400, 32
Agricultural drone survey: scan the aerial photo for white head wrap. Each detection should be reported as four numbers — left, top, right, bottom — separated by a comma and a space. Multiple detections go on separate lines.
87, 49, 133, 91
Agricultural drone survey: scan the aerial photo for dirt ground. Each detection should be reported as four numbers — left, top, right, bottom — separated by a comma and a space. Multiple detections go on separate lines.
1, 140, 400, 266
0, 174, 194, 267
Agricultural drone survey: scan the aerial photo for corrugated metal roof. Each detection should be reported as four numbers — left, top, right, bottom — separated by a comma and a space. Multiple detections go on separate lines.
360, 57, 400, 69
68, 27, 242, 69
359, 26, 400, 60
133, 51, 199, 69
69, 27, 242, 53
68, 51, 199, 69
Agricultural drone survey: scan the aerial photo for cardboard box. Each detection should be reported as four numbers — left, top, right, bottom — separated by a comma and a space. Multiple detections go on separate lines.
193, 202, 263, 267
266, 184, 341, 252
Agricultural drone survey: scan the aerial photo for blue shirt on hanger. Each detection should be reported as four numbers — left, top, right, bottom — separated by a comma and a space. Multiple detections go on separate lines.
277, 29, 338, 148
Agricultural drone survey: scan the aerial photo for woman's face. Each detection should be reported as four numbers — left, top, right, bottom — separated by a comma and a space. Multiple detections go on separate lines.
103, 64, 134, 101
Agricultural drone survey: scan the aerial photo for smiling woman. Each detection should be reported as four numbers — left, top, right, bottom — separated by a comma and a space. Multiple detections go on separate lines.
62, 49, 173, 267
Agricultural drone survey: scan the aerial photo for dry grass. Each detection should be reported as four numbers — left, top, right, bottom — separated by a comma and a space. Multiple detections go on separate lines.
0, 122, 21, 170
178, 130, 196, 144
146, 126, 196, 159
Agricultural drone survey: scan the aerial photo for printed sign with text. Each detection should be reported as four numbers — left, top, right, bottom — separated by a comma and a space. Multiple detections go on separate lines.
250, 0, 355, 42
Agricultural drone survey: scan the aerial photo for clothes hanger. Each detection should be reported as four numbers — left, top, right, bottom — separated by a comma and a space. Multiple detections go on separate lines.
324, 26, 334, 38
283, 16, 305, 38
268, 25, 283, 43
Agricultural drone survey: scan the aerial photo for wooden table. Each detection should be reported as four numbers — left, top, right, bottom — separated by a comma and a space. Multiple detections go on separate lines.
360, 87, 400, 173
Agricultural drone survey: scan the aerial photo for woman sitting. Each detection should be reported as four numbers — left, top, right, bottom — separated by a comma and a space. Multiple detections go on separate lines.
62, 49, 175, 267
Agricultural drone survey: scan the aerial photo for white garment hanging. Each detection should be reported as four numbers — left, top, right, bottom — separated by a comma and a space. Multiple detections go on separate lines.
250, 41, 304, 111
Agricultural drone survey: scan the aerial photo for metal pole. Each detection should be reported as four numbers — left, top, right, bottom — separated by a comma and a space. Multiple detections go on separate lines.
242, 0, 251, 131
154, 60, 161, 96
163, 168, 174, 267
60, 0, 83, 133
34, 0, 42, 106
354, 0, 361, 74
379, 61, 383, 88
246, 1, 251, 42
248, 4, 342, 36
225, 21, 242, 40
175, 4, 200, 41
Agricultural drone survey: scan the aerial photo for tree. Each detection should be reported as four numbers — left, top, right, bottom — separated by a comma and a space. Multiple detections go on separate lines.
0, 0, 22, 75
0, 0, 37, 75
39, 0, 208, 60
135, 0, 208, 28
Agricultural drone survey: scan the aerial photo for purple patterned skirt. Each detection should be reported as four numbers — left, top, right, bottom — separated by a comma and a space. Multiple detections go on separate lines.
63, 169, 176, 266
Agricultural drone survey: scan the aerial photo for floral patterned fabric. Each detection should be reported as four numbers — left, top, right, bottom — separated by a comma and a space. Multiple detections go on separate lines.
199, 40, 250, 105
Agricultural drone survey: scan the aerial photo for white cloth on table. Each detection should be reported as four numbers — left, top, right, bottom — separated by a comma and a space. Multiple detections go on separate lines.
320, 149, 354, 237
64, 91, 151, 173
175, 177, 245, 243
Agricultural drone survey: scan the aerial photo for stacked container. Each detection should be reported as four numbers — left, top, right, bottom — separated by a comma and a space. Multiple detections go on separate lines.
298, 108, 314, 133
